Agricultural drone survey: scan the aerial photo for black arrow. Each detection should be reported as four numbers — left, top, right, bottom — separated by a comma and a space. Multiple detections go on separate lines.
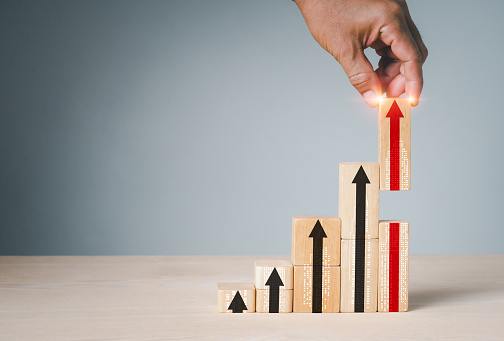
352, 165, 370, 312
265, 267, 284, 313
227, 291, 247, 313
309, 219, 327, 313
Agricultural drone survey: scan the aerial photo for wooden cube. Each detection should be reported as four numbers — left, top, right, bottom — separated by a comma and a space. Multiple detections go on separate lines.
378, 98, 411, 191
378, 221, 409, 312
291, 216, 341, 266
217, 282, 255, 313
293, 265, 340, 313
256, 289, 293, 313
254, 260, 293, 290
340, 239, 378, 313
338, 162, 379, 239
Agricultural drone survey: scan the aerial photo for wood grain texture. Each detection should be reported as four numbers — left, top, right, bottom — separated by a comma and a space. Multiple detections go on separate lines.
1, 255, 503, 340
291, 216, 341, 266
217, 282, 255, 313
378, 98, 411, 191
293, 265, 340, 313
340, 239, 378, 313
378, 221, 409, 312
254, 260, 293, 290
338, 162, 379, 239
256, 289, 293, 313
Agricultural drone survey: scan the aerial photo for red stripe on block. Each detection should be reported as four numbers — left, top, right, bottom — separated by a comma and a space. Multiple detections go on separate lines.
389, 223, 400, 312
386, 101, 403, 191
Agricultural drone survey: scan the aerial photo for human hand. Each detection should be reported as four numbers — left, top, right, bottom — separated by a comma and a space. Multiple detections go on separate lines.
294, 0, 428, 107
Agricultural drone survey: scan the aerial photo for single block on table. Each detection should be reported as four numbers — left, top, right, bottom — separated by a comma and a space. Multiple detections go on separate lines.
217, 282, 255, 313
291, 216, 341, 266
378, 98, 411, 191
338, 162, 379, 239
378, 220, 409, 312
340, 239, 378, 313
293, 265, 340, 313
256, 289, 293, 313
254, 260, 293, 290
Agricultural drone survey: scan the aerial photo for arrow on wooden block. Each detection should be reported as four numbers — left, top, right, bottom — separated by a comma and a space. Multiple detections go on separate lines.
386, 100, 404, 191
265, 267, 284, 313
309, 219, 327, 313
352, 166, 370, 312
227, 291, 247, 313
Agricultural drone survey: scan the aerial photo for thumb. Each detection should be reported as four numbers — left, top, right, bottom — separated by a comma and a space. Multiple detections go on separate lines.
338, 45, 381, 107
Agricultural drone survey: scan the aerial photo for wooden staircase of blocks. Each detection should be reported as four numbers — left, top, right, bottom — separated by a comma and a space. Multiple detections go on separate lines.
218, 98, 411, 313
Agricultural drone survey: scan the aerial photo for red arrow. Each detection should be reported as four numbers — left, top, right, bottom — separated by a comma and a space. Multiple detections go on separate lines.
386, 101, 404, 191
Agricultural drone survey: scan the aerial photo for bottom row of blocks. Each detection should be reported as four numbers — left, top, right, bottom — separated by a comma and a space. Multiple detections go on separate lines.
218, 221, 408, 313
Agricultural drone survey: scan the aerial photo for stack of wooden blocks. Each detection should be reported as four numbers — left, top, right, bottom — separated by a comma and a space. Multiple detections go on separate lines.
218, 98, 411, 313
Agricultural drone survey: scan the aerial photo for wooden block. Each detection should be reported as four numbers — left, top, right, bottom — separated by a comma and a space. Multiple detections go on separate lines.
254, 260, 293, 290
256, 289, 293, 313
378, 98, 411, 191
378, 220, 409, 312
293, 265, 340, 313
340, 239, 378, 313
338, 163, 379, 239
291, 216, 341, 266
217, 282, 255, 313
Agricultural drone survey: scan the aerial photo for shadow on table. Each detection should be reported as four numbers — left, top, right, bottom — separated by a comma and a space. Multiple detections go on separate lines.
409, 282, 504, 311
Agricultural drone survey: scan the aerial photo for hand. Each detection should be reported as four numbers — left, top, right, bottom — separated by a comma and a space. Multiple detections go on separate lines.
294, 0, 428, 107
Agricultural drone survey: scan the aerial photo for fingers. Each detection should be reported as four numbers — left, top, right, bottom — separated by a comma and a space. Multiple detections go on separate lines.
338, 44, 381, 107
376, 56, 402, 95
386, 73, 407, 97
379, 7, 424, 106
373, 1, 427, 105
294, 0, 427, 107
398, 0, 428, 62
398, 2, 428, 105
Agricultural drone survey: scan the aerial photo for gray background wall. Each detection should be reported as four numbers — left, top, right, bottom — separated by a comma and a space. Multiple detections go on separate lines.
1, 0, 503, 255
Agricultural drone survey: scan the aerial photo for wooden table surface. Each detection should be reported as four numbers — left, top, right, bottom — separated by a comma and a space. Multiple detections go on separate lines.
0, 255, 503, 340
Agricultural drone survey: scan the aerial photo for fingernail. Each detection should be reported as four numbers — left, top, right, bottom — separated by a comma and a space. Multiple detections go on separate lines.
363, 90, 379, 107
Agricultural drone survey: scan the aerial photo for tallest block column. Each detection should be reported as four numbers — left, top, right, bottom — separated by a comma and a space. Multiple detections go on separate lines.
378, 98, 411, 191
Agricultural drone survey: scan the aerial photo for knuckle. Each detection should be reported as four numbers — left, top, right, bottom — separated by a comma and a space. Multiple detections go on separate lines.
411, 50, 423, 63
376, 0, 404, 18
422, 47, 429, 60
387, 1, 404, 17
404, 47, 423, 64
348, 71, 374, 91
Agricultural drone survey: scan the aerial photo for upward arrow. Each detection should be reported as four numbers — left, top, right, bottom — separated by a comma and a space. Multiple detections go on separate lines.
265, 268, 284, 313
386, 100, 404, 191
352, 166, 370, 240
227, 291, 247, 313
352, 166, 370, 312
309, 220, 327, 313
